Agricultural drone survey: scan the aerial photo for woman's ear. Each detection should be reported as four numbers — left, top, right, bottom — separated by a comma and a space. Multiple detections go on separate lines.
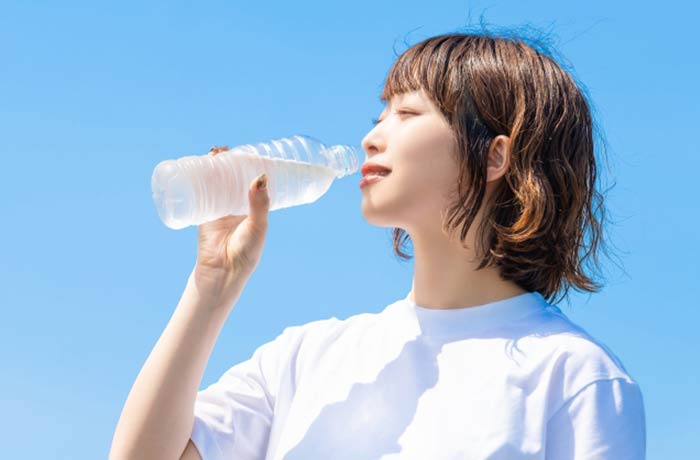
486, 135, 511, 183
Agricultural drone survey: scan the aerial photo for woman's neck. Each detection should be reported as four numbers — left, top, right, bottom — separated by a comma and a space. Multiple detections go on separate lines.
407, 228, 527, 310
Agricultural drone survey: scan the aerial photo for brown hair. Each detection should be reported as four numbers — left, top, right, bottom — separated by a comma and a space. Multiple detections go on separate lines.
380, 31, 613, 305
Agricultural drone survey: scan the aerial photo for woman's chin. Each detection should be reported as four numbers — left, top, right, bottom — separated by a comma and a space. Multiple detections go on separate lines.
360, 203, 401, 228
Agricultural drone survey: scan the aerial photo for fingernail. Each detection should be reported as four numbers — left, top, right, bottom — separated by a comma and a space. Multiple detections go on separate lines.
256, 173, 267, 190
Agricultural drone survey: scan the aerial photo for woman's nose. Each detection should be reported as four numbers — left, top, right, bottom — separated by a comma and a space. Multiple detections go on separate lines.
361, 129, 385, 157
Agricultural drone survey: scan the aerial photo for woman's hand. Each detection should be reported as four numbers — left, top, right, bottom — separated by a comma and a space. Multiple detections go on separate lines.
191, 146, 270, 304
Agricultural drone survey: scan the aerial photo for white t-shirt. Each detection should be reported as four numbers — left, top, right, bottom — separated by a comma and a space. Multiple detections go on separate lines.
191, 291, 646, 460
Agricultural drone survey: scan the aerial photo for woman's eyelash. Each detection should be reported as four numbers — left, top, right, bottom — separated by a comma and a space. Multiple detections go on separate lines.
371, 111, 415, 126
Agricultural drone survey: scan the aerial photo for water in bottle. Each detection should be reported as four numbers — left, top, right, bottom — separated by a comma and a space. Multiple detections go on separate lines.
151, 134, 360, 229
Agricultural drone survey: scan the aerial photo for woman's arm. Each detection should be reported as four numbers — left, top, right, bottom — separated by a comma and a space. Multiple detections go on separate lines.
109, 271, 247, 460
110, 148, 271, 460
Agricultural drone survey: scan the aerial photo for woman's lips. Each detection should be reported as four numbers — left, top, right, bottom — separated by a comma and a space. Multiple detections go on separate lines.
359, 172, 390, 188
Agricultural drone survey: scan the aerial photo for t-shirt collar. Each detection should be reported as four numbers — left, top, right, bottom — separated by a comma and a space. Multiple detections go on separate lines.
402, 290, 548, 337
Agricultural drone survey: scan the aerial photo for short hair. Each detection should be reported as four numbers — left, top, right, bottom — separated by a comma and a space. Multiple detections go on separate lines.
380, 30, 612, 305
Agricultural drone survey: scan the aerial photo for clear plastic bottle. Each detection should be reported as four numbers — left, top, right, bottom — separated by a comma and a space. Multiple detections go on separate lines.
151, 134, 360, 229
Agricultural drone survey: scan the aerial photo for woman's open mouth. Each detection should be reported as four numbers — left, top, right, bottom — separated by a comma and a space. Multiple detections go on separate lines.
359, 171, 390, 188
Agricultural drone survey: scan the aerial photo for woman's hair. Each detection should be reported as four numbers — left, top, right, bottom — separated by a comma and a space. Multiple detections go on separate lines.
381, 30, 613, 305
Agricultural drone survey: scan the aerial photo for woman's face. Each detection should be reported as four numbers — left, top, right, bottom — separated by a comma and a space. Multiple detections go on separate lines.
360, 88, 459, 234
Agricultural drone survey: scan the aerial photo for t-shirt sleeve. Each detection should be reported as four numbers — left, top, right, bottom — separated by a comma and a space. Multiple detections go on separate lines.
545, 378, 646, 459
190, 326, 300, 460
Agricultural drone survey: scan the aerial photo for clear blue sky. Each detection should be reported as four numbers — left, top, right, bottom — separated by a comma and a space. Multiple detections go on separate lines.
1, 1, 697, 458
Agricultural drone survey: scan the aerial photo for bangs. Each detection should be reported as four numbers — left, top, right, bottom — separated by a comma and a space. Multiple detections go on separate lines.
379, 36, 460, 113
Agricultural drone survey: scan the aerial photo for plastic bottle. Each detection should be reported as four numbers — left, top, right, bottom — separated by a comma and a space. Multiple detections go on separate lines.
151, 134, 360, 229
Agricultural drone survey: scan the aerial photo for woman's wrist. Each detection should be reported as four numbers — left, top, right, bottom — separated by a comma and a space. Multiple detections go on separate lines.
184, 265, 250, 314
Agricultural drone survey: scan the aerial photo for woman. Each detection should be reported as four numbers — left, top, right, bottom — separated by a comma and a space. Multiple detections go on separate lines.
111, 32, 646, 460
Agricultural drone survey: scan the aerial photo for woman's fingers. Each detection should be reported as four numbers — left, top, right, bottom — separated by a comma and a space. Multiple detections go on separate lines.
209, 145, 230, 156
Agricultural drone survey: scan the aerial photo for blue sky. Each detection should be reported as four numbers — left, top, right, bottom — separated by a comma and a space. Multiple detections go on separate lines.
1, 1, 697, 458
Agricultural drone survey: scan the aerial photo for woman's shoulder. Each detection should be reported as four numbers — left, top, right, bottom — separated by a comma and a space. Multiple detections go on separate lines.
521, 305, 639, 390
275, 298, 404, 357
283, 304, 391, 342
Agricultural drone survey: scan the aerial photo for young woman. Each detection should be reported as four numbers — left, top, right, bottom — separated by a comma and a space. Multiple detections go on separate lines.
111, 32, 646, 460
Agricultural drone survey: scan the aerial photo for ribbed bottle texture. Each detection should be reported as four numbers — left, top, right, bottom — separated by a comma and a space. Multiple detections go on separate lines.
151, 134, 360, 229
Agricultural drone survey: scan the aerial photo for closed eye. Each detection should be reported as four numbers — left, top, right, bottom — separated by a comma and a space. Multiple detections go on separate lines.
372, 110, 417, 126
397, 110, 417, 116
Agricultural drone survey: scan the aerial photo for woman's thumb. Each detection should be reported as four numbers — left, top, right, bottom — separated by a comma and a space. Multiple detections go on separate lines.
248, 173, 270, 229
